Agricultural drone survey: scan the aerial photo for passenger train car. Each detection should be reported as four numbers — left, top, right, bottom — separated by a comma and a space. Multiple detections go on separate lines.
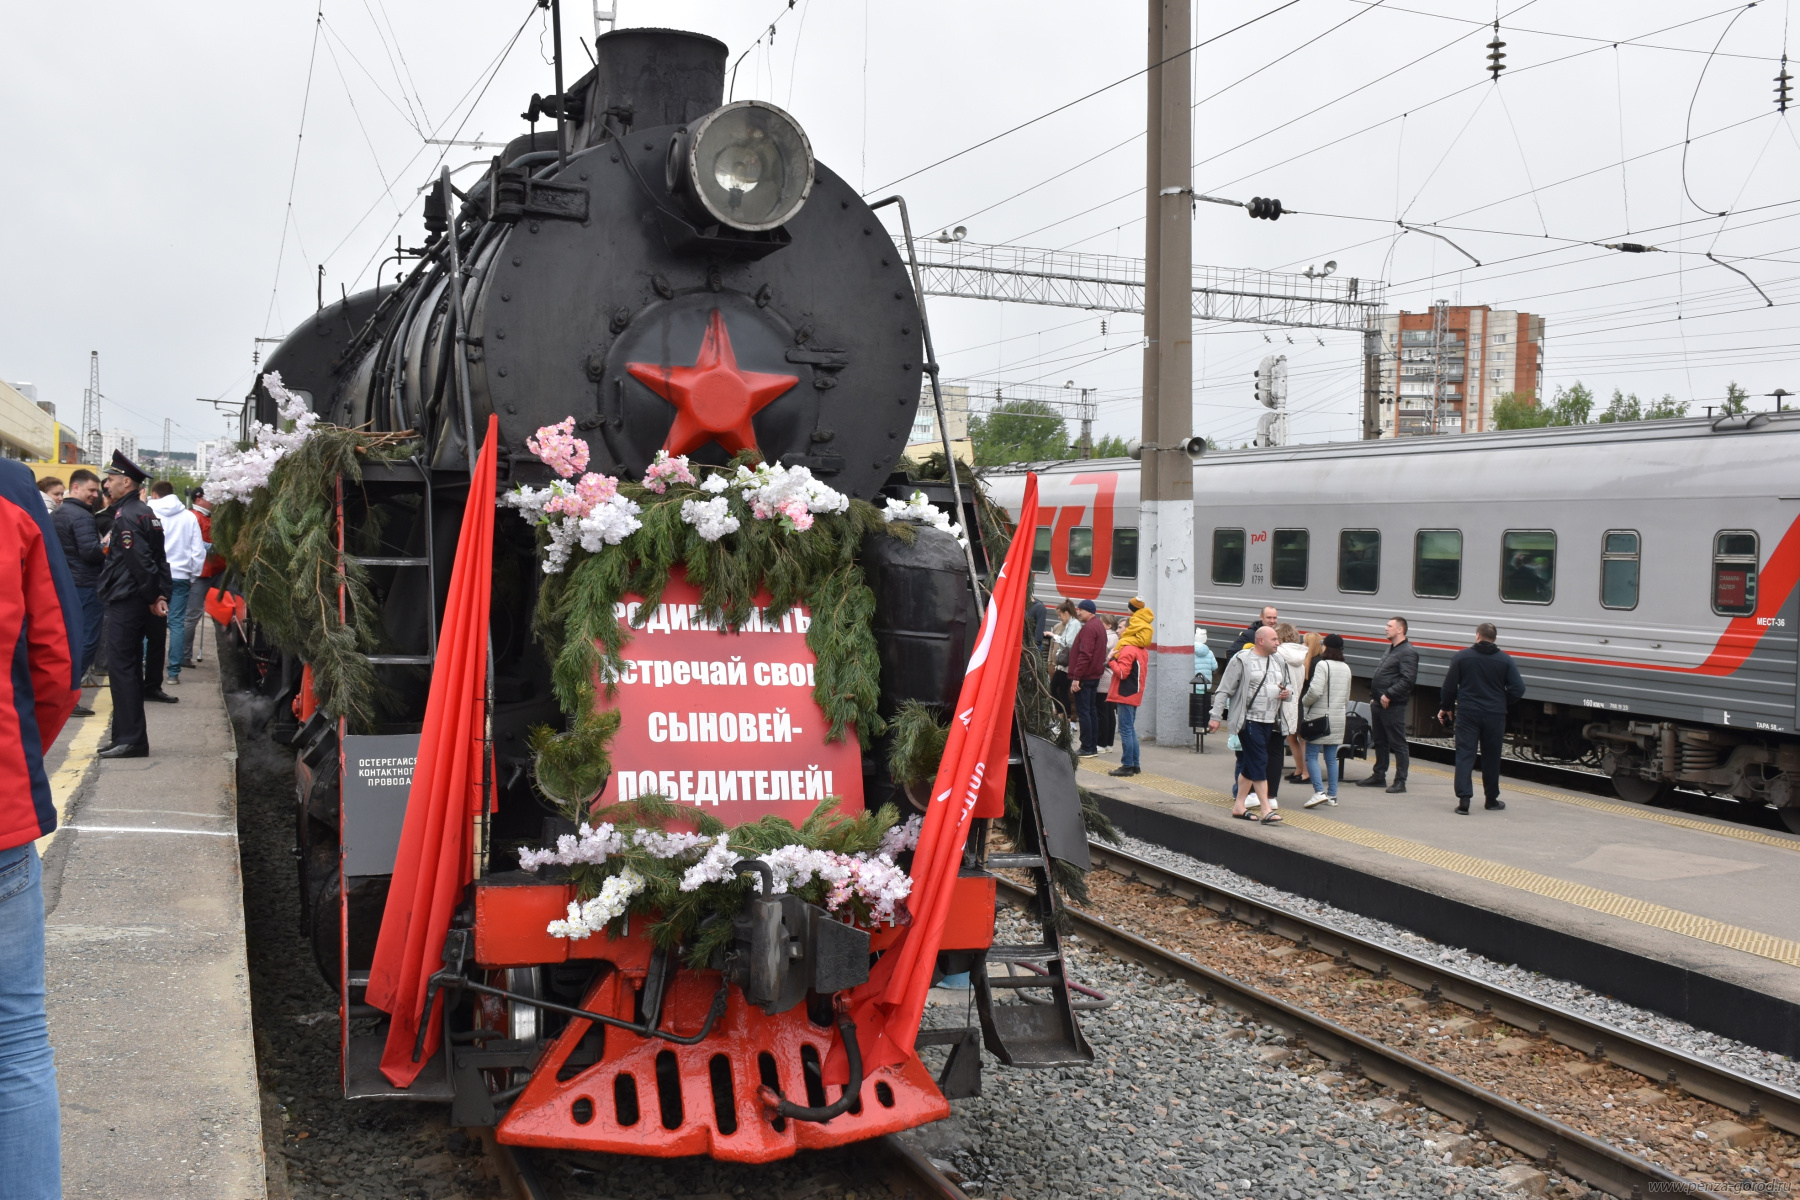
983, 414, 1800, 830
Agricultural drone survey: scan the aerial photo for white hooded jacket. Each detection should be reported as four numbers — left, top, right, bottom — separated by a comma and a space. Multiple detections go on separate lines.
149, 494, 206, 581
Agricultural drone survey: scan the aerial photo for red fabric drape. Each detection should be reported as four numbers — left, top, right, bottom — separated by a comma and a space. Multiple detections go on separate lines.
829, 474, 1040, 1082
365, 415, 499, 1087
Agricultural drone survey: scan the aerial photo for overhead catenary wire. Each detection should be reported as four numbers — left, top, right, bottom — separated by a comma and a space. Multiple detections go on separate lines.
993, 4, 1757, 262
263, 6, 325, 338
868, 0, 1302, 198
1682, 3, 1762, 217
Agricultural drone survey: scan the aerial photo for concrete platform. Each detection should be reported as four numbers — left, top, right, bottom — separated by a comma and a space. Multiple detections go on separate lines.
1080, 735, 1800, 1057
39, 656, 267, 1199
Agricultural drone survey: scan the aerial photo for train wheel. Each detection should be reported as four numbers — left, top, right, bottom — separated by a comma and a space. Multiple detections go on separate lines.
1779, 807, 1800, 836
1611, 772, 1675, 807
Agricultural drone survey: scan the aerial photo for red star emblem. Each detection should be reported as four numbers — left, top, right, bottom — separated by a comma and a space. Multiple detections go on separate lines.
627, 309, 798, 457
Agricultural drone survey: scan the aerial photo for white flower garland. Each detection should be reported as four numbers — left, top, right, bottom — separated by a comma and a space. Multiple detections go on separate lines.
547, 867, 647, 939
203, 372, 320, 504
516, 819, 914, 938
882, 490, 968, 548
506, 423, 856, 562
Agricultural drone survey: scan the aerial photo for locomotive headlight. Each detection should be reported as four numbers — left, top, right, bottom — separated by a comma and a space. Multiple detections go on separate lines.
673, 100, 814, 232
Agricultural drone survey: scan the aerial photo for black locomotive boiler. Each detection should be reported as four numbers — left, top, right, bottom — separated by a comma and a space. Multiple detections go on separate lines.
246, 26, 1090, 1163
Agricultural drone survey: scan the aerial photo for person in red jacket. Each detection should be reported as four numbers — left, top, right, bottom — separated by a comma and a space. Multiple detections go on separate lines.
1105, 607, 1151, 777
0, 457, 83, 1199
182, 488, 225, 667
1066, 598, 1109, 757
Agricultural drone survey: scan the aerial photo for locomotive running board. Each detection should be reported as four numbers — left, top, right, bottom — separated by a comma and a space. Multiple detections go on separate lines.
970, 719, 1094, 1068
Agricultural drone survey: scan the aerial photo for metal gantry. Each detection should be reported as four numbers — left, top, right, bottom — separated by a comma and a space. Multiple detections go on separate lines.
909, 240, 1385, 333
80, 351, 102, 465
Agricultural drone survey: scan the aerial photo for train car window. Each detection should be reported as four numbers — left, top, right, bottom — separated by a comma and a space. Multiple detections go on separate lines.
1067, 528, 1094, 576
1414, 530, 1461, 598
1338, 529, 1380, 593
1212, 528, 1245, 586
1500, 531, 1557, 604
1272, 529, 1309, 590
1032, 527, 1051, 574
1113, 528, 1139, 579
1600, 530, 1640, 610
1713, 531, 1759, 616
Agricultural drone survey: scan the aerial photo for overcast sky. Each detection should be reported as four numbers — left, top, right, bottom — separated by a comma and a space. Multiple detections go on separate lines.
2, 0, 1794, 454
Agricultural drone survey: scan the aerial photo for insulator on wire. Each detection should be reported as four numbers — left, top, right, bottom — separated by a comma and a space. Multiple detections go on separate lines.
1487, 20, 1507, 81
1247, 197, 1283, 221
1777, 56, 1792, 114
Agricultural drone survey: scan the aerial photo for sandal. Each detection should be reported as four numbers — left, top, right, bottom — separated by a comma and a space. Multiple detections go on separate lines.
1259, 810, 1284, 825
1231, 810, 1260, 820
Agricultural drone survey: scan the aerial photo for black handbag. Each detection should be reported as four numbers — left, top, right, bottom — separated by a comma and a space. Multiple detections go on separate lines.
1298, 662, 1334, 741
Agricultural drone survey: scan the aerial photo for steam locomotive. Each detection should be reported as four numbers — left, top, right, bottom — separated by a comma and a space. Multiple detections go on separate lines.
249, 27, 1090, 1162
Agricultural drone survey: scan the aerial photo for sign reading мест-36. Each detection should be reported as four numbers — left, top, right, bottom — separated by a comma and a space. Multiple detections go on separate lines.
594, 570, 864, 822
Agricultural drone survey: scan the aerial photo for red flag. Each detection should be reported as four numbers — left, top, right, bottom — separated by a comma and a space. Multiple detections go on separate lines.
366, 415, 499, 1087
829, 473, 1041, 1081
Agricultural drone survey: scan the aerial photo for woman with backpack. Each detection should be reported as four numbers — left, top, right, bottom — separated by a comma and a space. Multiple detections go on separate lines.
1106, 601, 1153, 777
1301, 633, 1353, 808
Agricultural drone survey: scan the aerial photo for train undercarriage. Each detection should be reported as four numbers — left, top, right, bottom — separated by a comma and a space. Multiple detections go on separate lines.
1388, 683, 1800, 833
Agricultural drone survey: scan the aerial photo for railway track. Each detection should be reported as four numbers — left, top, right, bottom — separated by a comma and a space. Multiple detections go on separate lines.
996, 840, 1800, 1200
486, 1130, 970, 1199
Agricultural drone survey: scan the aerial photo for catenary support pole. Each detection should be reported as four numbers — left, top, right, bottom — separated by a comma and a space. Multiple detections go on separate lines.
1139, 0, 1163, 739
1143, 0, 1196, 744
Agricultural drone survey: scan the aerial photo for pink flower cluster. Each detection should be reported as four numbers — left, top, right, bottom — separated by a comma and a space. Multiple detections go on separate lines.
528, 417, 590, 479
543, 471, 620, 519
750, 497, 814, 531
641, 450, 697, 494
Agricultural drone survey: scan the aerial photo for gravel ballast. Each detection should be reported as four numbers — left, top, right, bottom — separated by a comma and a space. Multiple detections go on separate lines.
907, 913, 1542, 1199
1112, 832, 1800, 1097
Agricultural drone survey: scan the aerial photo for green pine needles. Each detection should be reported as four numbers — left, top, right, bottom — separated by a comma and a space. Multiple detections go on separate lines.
528, 457, 907, 757
211, 427, 419, 729
536, 793, 907, 966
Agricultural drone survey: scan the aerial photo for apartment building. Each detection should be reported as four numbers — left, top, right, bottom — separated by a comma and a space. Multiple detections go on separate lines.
1373, 304, 1543, 437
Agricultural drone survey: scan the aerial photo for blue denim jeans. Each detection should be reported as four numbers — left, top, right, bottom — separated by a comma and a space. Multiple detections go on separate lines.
75, 588, 102, 681
1116, 703, 1140, 768
165, 577, 191, 681
1305, 741, 1342, 798
0, 843, 61, 1200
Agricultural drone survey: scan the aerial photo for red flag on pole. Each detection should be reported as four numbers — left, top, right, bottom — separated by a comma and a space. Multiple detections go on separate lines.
366, 415, 499, 1087
829, 473, 1041, 1081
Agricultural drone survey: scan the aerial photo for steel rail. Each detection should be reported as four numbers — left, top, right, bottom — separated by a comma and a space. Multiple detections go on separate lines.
481, 1127, 965, 1199
481, 1131, 552, 1200
1083, 841, 1800, 1139
882, 1133, 974, 1199
995, 873, 1734, 1200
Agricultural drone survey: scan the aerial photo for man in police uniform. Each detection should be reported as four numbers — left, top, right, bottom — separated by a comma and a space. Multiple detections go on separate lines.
97, 451, 175, 758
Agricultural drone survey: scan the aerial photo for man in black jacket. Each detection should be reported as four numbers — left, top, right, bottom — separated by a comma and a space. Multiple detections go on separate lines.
1357, 616, 1419, 793
1438, 622, 1526, 814
51, 468, 104, 715
1231, 604, 1278, 658
96, 452, 175, 758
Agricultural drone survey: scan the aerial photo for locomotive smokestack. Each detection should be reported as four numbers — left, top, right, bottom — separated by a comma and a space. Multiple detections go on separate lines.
591, 28, 727, 134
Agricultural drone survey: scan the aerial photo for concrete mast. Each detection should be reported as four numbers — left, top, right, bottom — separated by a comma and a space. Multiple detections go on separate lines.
1139, 0, 1196, 742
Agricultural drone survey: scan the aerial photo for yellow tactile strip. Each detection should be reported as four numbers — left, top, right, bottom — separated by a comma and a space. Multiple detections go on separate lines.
37, 689, 112, 853
1080, 762, 1800, 970
1405, 762, 1800, 855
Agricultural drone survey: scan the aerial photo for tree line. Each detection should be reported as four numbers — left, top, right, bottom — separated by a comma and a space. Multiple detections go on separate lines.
1492, 381, 1751, 429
